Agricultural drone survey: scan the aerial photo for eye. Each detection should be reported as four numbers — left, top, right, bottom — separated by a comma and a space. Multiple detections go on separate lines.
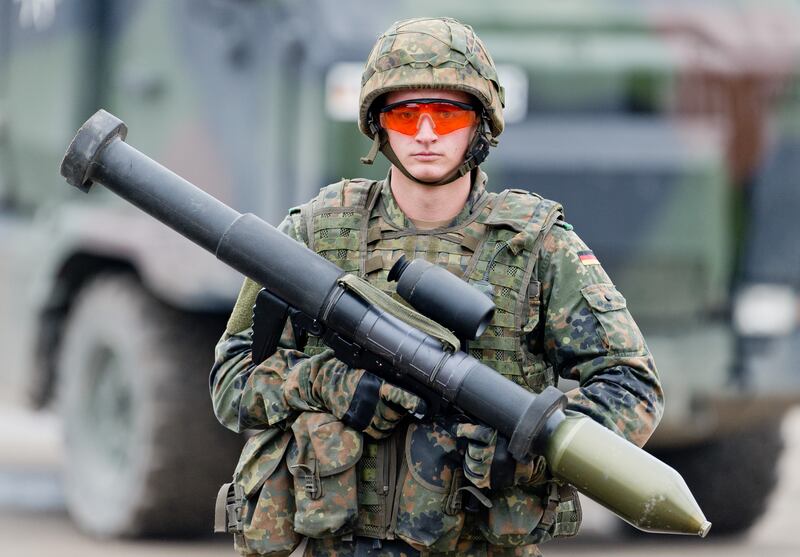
397, 110, 416, 121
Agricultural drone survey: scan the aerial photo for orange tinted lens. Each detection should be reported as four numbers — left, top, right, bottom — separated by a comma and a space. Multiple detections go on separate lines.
428, 103, 477, 134
380, 105, 423, 135
380, 102, 476, 135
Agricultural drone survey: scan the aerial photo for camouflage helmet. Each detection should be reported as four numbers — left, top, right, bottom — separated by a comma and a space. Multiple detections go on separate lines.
358, 17, 505, 186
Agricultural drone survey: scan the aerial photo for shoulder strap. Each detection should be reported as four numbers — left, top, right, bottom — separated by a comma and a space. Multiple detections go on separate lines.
312, 178, 378, 212
481, 188, 546, 231
516, 199, 564, 333
463, 189, 552, 280
300, 201, 315, 252
299, 178, 382, 263
359, 180, 383, 277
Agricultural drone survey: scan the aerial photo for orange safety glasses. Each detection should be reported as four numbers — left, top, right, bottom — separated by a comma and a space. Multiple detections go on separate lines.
379, 98, 478, 136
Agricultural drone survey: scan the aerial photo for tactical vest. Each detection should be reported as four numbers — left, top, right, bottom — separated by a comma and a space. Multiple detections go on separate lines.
291, 177, 576, 547
299, 178, 562, 385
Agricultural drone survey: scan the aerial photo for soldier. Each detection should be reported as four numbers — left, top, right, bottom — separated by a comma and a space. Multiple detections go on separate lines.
210, 17, 663, 557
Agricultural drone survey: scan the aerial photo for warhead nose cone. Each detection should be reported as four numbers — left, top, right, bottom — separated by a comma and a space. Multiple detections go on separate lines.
545, 414, 712, 536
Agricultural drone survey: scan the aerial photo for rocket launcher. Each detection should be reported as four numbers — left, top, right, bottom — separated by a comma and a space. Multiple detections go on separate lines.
60, 110, 711, 537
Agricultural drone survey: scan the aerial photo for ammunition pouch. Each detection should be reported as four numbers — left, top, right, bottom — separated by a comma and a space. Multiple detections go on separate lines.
287, 411, 363, 538
394, 421, 468, 552
481, 481, 582, 546
216, 427, 299, 556
548, 484, 583, 539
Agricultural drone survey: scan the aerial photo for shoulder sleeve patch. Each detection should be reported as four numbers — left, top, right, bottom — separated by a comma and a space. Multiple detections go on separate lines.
577, 250, 600, 266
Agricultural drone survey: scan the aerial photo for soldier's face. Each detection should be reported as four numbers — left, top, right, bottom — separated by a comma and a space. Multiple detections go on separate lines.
382, 89, 477, 183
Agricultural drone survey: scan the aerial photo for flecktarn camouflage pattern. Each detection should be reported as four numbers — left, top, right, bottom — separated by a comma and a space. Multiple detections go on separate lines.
210, 170, 663, 556
394, 421, 465, 551
228, 428, 297, 556
287, 412, 362, 538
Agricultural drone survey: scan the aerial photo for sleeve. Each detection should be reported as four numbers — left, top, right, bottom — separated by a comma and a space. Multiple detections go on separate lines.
209, 210, 346, 433
535, 224, 664, 447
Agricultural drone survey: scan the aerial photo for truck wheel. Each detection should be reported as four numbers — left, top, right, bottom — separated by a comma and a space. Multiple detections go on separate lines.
654, 420, 784, 535
57, 274, 242, 537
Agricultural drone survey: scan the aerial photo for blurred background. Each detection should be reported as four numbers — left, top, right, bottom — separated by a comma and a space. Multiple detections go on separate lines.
1, 0, 800, 555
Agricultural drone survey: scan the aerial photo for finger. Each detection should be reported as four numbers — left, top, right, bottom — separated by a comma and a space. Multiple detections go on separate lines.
463, 461, 492, 489
380, 383, 423, 415
467, 443, 492, 464
456, 423, 496, 445
376, 399, 405, 424
364, 414, 397, 440
364, 401, 404, 439
363, 424, 392, 440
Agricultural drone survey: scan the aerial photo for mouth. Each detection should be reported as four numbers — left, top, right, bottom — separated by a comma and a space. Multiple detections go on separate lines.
412, 152, 441, 160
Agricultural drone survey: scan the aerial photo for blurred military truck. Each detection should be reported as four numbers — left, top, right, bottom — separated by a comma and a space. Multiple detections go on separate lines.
1, 0, 799, 539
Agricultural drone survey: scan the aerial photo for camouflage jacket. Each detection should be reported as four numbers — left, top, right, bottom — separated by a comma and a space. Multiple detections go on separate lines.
210, 170, 664, 556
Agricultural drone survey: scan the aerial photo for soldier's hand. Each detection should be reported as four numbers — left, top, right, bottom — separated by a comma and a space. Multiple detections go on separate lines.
361, 379, 426, 439
456, 423, 548, 490
316, 365, 425, 439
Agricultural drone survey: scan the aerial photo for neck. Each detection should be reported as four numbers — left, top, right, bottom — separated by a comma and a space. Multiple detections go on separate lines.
389, 167, 472, 222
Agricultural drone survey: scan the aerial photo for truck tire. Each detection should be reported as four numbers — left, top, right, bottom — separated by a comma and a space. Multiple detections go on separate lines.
654, 420, 784, 535
57, 273, 242, 537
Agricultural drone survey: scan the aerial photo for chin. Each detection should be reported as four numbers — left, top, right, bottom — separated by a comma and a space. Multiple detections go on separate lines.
406, 163, 452, 184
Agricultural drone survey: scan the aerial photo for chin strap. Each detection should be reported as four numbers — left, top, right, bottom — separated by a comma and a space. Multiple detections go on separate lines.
360, 114, 497, 187
360, 132, 384, 166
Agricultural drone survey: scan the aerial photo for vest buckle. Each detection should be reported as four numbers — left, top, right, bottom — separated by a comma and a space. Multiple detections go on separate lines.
290, 459, 322, 500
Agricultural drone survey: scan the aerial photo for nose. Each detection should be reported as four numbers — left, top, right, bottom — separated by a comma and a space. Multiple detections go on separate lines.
414, 114, 438, 142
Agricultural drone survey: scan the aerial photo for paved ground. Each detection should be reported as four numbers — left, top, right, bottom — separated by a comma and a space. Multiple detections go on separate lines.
1, 405, 799, 556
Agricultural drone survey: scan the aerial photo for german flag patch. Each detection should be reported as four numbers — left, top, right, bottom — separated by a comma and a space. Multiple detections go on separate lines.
578, 250, 600, 266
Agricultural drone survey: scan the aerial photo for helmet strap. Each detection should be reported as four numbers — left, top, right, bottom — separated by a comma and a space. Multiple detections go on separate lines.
359, 116, 496, 187
359, 132, 383, 165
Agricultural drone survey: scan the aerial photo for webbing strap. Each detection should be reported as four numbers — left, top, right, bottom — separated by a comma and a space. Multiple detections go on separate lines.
379, 30, 397, 57
367, 226, 382, 244
338, 274, 460, 353
365, 255, 384, 274
213, 482, 231, 533
447, 19, 469, 57
534, 483, 562, 536
359, 31, 401, 86
515, 201, 563, 340
358, 180, 383, 277
360, 133, 383, 165
301, 201, 316, 252
213, 482, 244, 534
526, 203, 565, 286
460, 233, 480, 252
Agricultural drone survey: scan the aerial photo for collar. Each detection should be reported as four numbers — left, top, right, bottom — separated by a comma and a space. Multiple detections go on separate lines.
379, 169, 489, 230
